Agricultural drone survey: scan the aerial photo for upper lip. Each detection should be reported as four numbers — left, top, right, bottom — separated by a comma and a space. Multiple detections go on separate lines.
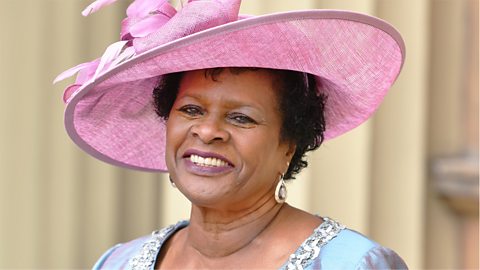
183, 149, 234, 166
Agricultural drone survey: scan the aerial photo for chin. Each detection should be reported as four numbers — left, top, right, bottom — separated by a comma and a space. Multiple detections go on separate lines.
182, 187, 256, 212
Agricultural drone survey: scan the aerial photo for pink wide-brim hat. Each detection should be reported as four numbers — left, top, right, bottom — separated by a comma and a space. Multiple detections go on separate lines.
55, 0, 405, 172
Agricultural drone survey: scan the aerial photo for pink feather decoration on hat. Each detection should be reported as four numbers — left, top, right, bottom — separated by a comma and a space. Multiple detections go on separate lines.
54, 0, 241, 100
122, 0, 176, 40
81, 0, 118, 16
55, 0, 178, 103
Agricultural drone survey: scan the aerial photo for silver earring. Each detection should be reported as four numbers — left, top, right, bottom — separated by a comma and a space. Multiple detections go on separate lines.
275, 174, 287, 203
169, 175, 176, 188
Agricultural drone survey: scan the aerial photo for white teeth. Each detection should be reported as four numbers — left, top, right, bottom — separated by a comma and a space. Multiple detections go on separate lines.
205, 157, 212, 165
189, 155, 228, 167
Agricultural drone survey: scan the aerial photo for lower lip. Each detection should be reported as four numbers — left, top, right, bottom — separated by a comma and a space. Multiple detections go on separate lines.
183, 158, 234, 175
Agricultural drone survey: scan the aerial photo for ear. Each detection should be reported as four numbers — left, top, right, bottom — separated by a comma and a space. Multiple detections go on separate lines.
280, 141, 296, 173
285, 142, 296, 160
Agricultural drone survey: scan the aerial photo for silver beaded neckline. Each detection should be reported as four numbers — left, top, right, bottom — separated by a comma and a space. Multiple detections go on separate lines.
128, 223, 178, 270
283, 217, 345, 270
128, 218, 344, 270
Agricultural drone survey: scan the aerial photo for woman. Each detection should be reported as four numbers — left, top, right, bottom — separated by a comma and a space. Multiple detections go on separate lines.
55, 0, 407, 269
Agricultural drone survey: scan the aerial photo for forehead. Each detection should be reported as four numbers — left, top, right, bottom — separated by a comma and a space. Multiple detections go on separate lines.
177, 68, 281, 110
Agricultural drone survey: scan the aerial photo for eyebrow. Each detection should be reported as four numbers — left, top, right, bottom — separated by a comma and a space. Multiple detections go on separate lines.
177, 93, 264, 111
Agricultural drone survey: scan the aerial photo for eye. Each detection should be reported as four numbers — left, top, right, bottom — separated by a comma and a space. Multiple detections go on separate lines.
227, 113, 257, 126
178, 105, 203, 117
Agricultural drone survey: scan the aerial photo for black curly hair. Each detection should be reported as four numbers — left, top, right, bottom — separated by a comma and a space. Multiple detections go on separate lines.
153, 68, 327, 180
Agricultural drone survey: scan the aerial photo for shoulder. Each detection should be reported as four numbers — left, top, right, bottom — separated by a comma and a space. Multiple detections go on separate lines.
312, 229, 408, 269
92, 220, 189, 269
92, 235, 150, 269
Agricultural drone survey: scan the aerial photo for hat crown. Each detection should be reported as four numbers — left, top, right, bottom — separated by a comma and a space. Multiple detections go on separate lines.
134, 0, 241, 53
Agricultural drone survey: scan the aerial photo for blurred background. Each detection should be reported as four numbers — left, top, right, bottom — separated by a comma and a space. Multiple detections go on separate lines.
0, 0, 478, 269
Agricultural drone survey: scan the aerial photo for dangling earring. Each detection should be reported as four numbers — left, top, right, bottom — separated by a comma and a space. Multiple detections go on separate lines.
275, 174, 287, 203
169, 175, 176, 188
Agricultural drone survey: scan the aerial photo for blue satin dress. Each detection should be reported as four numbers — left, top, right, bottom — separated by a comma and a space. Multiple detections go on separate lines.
93, 218, 408, 269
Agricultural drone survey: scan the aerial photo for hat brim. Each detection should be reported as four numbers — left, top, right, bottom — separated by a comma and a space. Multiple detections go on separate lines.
64, 10, 405, 172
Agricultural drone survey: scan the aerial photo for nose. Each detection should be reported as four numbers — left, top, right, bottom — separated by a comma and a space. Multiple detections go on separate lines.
190, 117, 230, 144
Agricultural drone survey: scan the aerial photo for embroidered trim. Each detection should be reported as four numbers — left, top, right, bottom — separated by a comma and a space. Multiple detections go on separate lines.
128, 218, 344, 270
284, 217, 345, 270
128, 223, 177, 270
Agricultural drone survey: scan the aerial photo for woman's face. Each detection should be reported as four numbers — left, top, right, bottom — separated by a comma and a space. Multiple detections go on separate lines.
165, 69, 294, 210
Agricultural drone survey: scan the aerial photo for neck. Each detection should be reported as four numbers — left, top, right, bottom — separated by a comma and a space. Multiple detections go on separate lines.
185, 198, 287, 258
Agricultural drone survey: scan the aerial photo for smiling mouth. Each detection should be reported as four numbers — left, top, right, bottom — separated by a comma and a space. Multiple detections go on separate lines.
189, 154, 230, 167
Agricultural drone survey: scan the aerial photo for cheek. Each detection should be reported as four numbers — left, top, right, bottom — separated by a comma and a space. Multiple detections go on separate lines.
235, 129, 282, 170
165, 117, 188, 163
166, 114, 189, 142
165, 118, 175, 146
